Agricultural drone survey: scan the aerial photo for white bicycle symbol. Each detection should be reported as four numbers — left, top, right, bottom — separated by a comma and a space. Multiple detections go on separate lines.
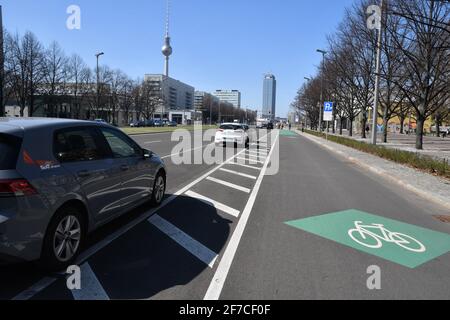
348, 221, 426, 253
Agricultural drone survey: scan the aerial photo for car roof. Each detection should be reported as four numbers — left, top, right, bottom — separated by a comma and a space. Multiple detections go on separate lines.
0, 117, 104, 130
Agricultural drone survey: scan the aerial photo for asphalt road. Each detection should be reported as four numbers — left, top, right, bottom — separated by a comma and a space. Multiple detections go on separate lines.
1, 129, 449, 300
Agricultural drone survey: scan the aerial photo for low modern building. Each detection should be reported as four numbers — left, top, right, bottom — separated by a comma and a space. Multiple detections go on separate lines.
144, 74, 196, 124
214, 90, 241, 109
144, 74, 194, 110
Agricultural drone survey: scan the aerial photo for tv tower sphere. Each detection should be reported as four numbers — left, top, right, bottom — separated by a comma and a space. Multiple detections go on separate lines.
162, 37, 172, 57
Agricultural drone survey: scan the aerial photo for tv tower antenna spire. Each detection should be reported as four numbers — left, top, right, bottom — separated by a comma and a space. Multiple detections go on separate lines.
162, 0, 172, 77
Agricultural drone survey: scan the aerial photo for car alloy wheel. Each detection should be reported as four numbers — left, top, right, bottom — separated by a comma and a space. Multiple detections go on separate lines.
152, 174, 166, 205
53, 215, 82, 263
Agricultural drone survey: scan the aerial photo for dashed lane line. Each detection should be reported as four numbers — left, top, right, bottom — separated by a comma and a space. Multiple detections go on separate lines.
206, 176, 251, 194
219, 168, 257, 180
228, 162, 262, 171
245, 154, 266, 160
149, 215, 219, 268
204, 131, 280, 300
235, 157, 265, 165
184, 190, 241, 218
12, 277, 58, 301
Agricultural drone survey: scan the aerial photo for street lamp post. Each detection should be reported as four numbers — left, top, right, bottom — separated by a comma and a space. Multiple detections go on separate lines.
304, 77, 311, 129
317, 49, 327, 133
209, 97, 214, 126
371, 0, 384, 145
95, 52, 104, 120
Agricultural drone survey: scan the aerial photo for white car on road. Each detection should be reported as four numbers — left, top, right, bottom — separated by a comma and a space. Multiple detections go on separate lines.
215, 123, 250, 147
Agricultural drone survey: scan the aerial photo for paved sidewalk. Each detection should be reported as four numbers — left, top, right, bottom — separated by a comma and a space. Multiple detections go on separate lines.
327, 130, 450, 162
296, 130, 450, 211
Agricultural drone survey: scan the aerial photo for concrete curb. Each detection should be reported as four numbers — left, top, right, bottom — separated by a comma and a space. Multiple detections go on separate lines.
296, 130, 450, 211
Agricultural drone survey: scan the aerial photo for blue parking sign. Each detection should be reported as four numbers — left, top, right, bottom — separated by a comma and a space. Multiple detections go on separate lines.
324, 102, 333, 112
324, 102, 333, 121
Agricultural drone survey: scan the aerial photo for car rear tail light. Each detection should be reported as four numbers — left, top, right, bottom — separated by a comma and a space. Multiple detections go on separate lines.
0, 179, 38, 197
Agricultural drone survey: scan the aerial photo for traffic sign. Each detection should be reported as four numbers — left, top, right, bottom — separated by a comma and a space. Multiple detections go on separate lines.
323, 102, 333, 122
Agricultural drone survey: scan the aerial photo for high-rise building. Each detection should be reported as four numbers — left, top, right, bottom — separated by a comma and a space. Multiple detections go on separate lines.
214, 90, 241, 109
262, 74, 276, 120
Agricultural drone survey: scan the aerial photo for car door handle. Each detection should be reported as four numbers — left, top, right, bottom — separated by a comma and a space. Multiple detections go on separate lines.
77, 170, 91, 178
120, 165, 130, 171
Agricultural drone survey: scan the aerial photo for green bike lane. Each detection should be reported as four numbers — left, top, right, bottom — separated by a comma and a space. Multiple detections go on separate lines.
219, 131, 450, 299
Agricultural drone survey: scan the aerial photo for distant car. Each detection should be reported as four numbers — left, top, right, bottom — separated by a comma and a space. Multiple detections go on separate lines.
94, 119, 107, 123
215, 123, 250, 148
0, 118, 166, 270
129, 121, 140, 127
144, 120, 155, 127
154, 120, 164, 127
267, 122, 274, 130
167, 121, 178, 127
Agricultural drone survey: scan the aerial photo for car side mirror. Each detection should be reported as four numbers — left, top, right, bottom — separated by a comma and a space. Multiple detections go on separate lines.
143, 149, 153, 159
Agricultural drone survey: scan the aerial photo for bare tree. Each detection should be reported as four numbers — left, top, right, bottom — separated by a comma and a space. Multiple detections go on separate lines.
118, 77, 136, 125
9, 31, 45, 116
378, 3, 408, 142
389, 0, 450, 149
108, 69, 127, 125
140, 80, 160, 120
66, 54, 87, 119
41, 41, 68, 117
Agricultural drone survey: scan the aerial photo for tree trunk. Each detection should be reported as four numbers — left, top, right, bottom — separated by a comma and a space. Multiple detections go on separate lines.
361, 119, 366, 139
362, 121, 367, 139
349, 120, 353, 137
399, 116, 405, 134
339, 118, 343, 135
436, 115, 441, 138
415, 115, 425, 150
383, 116, 389, 143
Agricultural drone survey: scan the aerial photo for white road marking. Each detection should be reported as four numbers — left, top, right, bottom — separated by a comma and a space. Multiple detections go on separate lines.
149, 214, 218, 268
245, 153, 266, 160
0, 215, 8, 224
204, 131, 280, 300
13, 134, 269, 300
185, 190, 240, 217
247, 150, 268, 156
71, 263, 109, 300
219, 168, 257, 180
12, 277, 58, 300
235, 157, 265, 165
206, 176, 251, 193
228, 162, 262, 171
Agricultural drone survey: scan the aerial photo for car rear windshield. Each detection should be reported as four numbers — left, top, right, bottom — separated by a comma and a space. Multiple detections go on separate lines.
0, 134, 22, 170
220, 124, 243, 130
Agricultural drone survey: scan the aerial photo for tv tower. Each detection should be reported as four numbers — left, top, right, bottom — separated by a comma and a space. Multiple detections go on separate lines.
161, 0, 173, 77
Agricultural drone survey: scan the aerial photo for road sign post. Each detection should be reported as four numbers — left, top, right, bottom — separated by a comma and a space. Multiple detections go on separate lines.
324, 102, 333, 140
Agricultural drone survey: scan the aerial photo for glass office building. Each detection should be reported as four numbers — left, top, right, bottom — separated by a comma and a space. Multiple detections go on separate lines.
262, 74, 276, 120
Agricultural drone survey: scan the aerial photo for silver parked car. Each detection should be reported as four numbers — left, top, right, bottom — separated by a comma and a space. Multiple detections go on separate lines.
0, 118, 166, 270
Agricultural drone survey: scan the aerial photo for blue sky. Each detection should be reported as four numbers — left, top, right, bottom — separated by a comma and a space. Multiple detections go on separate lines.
2, 0, 356, 117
